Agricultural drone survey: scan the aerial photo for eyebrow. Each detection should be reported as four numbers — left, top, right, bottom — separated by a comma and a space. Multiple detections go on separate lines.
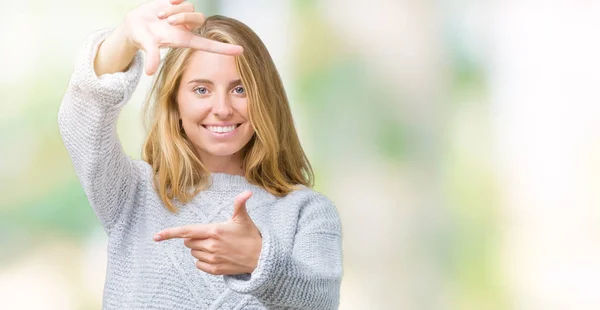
187, 78, 242, 87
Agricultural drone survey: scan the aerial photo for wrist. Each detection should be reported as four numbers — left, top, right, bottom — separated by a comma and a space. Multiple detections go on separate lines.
111, 24, 138, 55
94, 25, 139, 76
247, 231, 262, 273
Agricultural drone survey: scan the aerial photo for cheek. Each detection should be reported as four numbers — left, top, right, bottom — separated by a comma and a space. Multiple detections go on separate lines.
179, 99, 210, 122
236, 99, 252, 137
233, 97, 250, 118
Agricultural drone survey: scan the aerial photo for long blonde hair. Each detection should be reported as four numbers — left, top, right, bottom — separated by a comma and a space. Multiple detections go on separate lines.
142, 15, 314, 212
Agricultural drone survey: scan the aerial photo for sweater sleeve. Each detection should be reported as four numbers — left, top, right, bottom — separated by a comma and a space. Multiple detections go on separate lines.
223, 193, 343, 309
57, 28, 145, 234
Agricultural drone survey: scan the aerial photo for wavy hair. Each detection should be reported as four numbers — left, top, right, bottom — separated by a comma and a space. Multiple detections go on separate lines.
142, 15, 314, 212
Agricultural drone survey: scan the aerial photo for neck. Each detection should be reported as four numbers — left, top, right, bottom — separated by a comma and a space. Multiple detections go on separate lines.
197, 150, 245, 176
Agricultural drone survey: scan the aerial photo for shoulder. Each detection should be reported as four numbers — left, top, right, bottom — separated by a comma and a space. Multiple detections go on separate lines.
131, 159, 155, 183
277, 186, 336, 210
279, 186, 342, 235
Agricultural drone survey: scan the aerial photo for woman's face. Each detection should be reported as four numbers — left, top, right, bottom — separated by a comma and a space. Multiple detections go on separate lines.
176, 50, 255, 164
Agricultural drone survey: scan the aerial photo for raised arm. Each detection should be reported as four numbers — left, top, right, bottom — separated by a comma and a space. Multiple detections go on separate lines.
58, 28, 144, 233
58, 0, 243, 233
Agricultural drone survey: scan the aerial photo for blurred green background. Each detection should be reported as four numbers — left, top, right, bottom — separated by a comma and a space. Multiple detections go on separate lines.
2, 0, 600, 309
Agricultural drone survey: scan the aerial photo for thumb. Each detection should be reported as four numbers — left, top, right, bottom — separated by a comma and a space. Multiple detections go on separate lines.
232, 191, 253, 222
141, 42, 160, 76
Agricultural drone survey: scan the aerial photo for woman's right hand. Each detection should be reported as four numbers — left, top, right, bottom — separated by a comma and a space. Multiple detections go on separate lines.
95, 0, 243, 76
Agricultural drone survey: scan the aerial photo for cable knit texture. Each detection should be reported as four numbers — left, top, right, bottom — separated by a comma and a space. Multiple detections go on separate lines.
58, 29, 343, 310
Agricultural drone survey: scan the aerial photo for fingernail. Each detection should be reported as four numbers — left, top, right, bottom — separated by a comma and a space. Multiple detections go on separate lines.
157, 11, 165, 18
153, 234, 161, 241
167, 16, 176, 24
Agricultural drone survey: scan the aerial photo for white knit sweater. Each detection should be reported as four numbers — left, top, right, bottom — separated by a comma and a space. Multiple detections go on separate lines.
58, 29, 343, 310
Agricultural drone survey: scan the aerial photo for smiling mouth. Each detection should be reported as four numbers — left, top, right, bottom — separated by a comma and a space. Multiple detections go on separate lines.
201, 123, 242, 134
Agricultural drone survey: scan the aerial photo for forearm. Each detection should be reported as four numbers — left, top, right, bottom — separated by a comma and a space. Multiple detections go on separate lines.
58, 29, 144, 232
93, 25, 139, 76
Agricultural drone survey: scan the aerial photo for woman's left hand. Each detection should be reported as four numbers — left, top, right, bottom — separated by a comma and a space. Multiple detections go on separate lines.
154, 191, 262, 275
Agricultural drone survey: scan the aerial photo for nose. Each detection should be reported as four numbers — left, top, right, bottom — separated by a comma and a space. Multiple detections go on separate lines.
211, 93, 233, 118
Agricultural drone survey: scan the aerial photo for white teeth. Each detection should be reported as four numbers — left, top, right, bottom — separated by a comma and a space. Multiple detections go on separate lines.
206, 125, 237, 133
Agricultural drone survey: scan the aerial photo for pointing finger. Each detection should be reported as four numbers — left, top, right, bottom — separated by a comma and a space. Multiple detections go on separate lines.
154, 224, 212, 241
181, 32, 243, 56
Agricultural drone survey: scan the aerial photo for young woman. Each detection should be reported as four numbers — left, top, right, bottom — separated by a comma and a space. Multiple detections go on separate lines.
58, 0, 342, 309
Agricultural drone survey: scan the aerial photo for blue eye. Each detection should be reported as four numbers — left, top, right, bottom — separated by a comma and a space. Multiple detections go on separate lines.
233, 86, 245, 94
194, 87, 208, 95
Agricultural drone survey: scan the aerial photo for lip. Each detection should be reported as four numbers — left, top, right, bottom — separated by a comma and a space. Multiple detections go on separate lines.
201, 122, 241, 126
201, 123, 243, 138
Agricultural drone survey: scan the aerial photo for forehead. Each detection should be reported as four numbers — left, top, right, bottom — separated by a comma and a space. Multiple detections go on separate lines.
181, 50, 240, 81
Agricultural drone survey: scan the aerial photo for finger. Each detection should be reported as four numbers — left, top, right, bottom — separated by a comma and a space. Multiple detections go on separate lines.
190, 249, 220, 264
232, 191, 253, 222
166, 12, 205, 28
179, 32, 244, 56
154, 224, 211, 241
142, 43, 160, 76
136, 32, 160, 75
157, 2, 195, 19
195, 260, 224, 275
183, 238, 218, 253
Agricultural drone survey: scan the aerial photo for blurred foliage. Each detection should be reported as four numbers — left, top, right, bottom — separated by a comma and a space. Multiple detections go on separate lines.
293, 2, 407, 182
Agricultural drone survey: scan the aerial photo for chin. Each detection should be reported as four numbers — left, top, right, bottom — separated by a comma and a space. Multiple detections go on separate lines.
202, 145, 245, 157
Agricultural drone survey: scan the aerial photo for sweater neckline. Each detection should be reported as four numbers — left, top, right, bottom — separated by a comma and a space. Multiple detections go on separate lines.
208, 172, 252, 189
